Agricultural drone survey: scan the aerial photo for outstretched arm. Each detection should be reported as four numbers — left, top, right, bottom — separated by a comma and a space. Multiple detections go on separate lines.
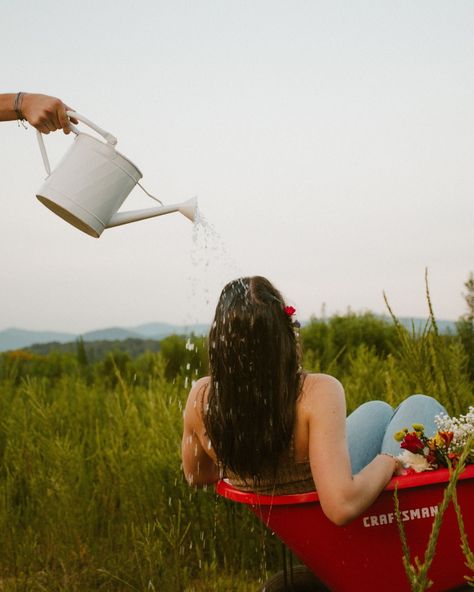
0, 92, 77, 133
182, 377, 220, 487
306, 375, 399, 526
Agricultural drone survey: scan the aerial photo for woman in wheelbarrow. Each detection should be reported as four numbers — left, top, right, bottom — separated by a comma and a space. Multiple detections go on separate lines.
182, 276, 447, 526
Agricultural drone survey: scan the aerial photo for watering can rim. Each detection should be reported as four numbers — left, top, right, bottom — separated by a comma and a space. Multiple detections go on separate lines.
36, 110, 145, 178
69, 131, 144, 179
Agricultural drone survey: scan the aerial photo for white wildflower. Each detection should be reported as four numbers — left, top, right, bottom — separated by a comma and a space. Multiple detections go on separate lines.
435, 406, 474, 462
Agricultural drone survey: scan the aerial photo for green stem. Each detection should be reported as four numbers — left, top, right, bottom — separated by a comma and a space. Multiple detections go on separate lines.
452, 435, 474, 587
395, 437, 473, 591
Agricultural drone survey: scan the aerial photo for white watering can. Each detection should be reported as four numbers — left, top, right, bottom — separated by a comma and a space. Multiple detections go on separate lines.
36, 111, 197, 238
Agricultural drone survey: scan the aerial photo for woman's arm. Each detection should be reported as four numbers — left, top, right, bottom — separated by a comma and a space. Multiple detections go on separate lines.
0, 92, 77, 133
0, 93, 20, 121
182, 377, 220, 487
306, 375, 398, 526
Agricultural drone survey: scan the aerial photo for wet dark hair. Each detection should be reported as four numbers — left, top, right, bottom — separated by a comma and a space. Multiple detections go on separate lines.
203, 276, 303, 482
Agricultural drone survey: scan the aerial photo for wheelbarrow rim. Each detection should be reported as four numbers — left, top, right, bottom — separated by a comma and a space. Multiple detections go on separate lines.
216, 464, 474, 506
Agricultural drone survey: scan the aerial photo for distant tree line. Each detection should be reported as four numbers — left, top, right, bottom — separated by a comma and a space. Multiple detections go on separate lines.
0, 315, 471, 387
0, 272, 470, 387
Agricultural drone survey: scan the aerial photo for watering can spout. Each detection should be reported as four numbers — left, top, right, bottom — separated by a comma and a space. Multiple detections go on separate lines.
106, 196, 197, 229
178, 196, 198, 222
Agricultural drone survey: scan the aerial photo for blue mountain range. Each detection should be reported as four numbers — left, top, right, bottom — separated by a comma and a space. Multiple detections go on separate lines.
0, 318, 457, 353
0, 323, 210, 352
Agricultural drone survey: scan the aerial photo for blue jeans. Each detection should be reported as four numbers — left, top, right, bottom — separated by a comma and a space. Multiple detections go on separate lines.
346, 394, 448, 474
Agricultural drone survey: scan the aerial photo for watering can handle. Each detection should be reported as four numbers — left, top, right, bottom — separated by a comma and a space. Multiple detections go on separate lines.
36, 110, 118, 177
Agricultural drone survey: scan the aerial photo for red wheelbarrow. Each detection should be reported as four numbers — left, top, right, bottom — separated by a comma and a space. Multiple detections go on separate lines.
216, 464, 474, 591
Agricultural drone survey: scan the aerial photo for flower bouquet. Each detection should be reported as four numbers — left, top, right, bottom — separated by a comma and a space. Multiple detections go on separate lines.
395, 406, 474, 473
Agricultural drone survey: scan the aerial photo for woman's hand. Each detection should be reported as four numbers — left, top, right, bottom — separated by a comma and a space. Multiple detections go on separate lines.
379, 453, 406, 476
21, 93, 78, 134
393, 456, 406, 476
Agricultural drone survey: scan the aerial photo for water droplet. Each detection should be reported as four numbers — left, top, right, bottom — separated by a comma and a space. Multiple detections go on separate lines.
184, 207, 241, 340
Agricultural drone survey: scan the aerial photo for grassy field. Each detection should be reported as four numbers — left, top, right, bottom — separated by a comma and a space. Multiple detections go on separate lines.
0, 305, 472, 590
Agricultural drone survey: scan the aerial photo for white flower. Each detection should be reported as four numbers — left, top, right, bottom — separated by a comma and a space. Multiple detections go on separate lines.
434, 406, 474, 459
398, 450, 433, 473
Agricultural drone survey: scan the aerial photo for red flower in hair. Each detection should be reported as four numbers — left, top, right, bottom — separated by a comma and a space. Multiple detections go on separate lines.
284, 306, 296, 316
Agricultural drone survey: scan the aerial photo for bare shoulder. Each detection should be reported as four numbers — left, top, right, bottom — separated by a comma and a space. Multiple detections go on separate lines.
302, 373, 344, 395
184, 376, 210, 420
190, 376, 210, 397
299, 373, 345, 413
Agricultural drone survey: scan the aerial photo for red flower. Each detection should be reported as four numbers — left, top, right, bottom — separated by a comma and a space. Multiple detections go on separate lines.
447, 452, 459, 468
438, 431, 454, 447
284, 306, 296, 316
400, 432, 425, 454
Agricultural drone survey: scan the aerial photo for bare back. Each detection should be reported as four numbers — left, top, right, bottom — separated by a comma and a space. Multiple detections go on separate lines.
182, 372, 397, 524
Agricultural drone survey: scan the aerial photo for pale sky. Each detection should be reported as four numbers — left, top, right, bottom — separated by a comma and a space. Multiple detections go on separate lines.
1, 1, 473, 333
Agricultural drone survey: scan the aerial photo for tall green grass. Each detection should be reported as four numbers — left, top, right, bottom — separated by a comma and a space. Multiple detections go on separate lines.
0, 359, 276, 591
0, 298, 472, 590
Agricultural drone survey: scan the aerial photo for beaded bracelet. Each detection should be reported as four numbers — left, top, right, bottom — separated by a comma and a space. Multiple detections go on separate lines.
13, 92, 26, 121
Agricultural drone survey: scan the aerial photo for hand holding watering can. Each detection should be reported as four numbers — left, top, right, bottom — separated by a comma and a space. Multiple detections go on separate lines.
34, 106, 196, 238
0, 92, 77, 133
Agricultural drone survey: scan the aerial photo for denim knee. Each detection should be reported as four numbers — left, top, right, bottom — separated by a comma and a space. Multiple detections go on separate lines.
395, 394, 440, 410
349, 400, 393, 418
392, 394, 447, 434
347, 401, 394, 473
381, 393, 447, 456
